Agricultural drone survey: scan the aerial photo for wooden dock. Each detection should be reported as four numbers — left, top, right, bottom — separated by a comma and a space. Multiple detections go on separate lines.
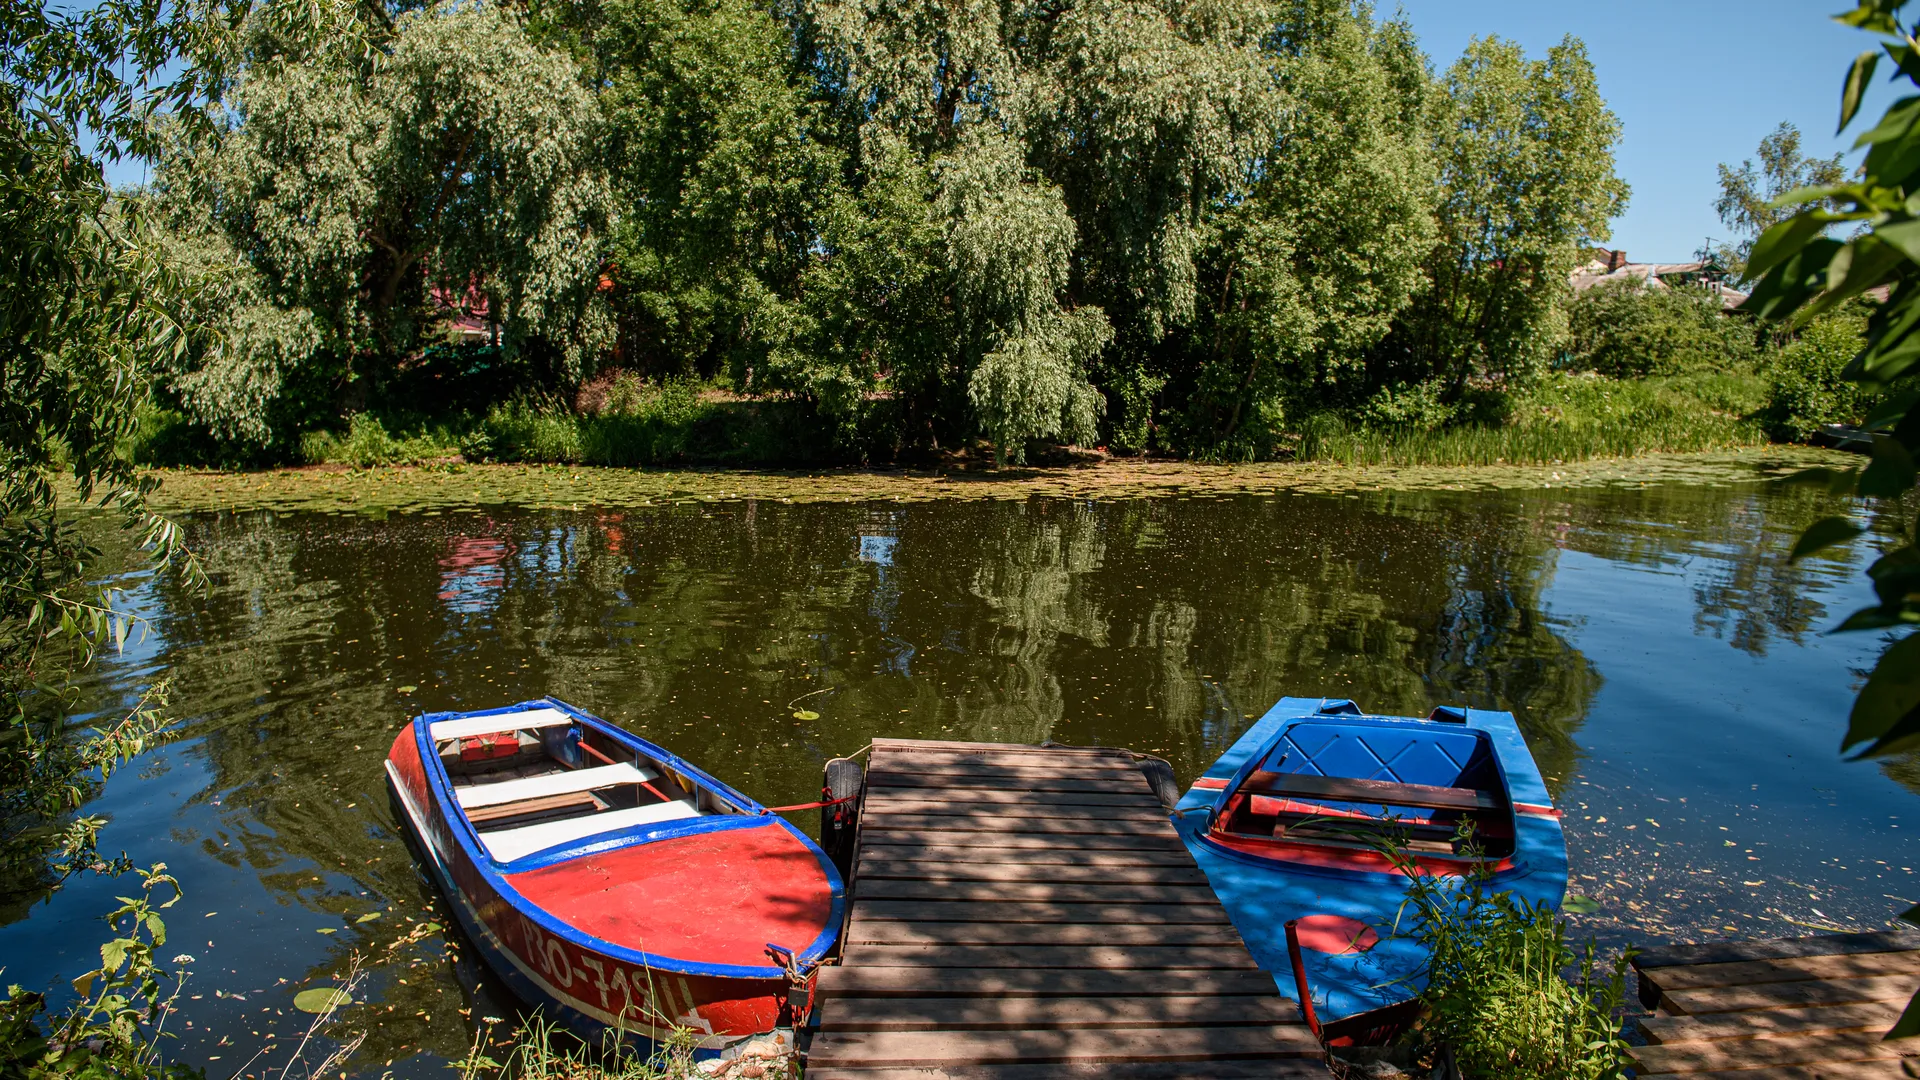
1630, 929, 1920, 1078
803, 738, 1328, 1079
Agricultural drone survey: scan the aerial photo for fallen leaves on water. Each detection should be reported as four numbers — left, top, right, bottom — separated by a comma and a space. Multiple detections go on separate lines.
792, 709, 820, 721
1562, 894, 1602, 914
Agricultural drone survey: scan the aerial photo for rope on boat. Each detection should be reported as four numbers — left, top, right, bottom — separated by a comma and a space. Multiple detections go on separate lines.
765, 793, 858, 813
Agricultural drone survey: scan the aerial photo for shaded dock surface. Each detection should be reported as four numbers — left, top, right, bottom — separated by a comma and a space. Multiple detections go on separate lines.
805, 738, 1327, 1079
1630, 929, 1920, 1077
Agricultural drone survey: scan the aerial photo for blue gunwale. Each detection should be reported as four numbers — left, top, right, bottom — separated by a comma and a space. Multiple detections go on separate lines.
410, 697, 846, 981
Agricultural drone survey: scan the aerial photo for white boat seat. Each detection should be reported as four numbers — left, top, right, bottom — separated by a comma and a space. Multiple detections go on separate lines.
456, 762, 660, 810
478, 799, 703, 863
430, 708, 573, 742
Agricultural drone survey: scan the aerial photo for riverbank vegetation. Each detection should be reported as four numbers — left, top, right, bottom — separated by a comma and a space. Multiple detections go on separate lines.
98, 0, 1870, 473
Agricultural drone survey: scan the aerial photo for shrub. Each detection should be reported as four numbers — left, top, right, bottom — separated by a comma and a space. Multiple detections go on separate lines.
1398, 858, 1633, 1080
299, 414, 461, 467
1763, 315, 1874, 440
1569, 280, 1757, 378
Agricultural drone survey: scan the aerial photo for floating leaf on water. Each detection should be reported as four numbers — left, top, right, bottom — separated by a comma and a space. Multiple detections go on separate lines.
356, 912, 381, 923
792, 709, 820, 721
1562, 894, 1602, 914
397, 685, 418, 694
292, 988, 353, 1014
422, 922, 443, 933
316, 927, 337, 934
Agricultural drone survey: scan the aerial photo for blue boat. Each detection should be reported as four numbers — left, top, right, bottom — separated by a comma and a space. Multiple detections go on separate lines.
1172, 697, 1567, 1038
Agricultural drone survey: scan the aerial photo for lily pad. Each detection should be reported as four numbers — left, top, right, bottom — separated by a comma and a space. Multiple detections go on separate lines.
1562, 893, 1602, 914
792, 709, 820, 721
292, 987, 354, 1014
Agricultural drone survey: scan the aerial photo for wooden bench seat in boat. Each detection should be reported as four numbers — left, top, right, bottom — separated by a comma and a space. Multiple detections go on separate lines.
467, 790, 606, 826
1239, 771, 1500, 812
477, 798, 703, 863
455, 762, 659, 810
429, 708, 573, 743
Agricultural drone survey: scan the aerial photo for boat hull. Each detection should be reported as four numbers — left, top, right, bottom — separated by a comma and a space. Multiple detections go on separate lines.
1174, 697, 1568, 1025
386, 701, 842, 1052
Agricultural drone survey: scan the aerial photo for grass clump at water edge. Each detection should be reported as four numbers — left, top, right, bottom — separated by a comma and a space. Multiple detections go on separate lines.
1296, 373, 1768, 468
453, 1015, 795, 1080
1375, 846, 1634, 1080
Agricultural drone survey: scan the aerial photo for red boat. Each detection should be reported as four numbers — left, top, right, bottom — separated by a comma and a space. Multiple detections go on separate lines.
384, 698, 845, 1052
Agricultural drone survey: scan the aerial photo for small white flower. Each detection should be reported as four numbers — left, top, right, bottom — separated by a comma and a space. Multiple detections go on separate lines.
172, 955, 196, 964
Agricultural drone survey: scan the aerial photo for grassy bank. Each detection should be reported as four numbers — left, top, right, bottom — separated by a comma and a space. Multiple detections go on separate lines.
132, 372, 1782, 474
1294, 373, 1767, 467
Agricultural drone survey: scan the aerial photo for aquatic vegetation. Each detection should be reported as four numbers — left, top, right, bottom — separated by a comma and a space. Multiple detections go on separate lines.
135, 447, 1848, 519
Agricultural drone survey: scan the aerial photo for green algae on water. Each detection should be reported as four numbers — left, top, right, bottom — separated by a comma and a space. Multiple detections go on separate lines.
141, 448, 1855, 517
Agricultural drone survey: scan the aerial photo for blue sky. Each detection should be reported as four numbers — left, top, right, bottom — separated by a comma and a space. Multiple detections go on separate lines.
1397, 1, 1893, 262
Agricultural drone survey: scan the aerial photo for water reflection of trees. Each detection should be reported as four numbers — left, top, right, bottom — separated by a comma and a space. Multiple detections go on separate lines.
49, 476, 1871, 1067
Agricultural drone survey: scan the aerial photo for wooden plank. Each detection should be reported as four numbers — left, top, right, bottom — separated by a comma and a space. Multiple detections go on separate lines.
858, 829, 1187, 852
869, 772, 1154, 795
1663, 974, 1920, 1015
805, 1062, 1328, 1080
855, 880, 1219, 905
864, 797, 1166, 819
1648, 951, 1920, 992
840, 942, 1261, 971
817, 994, 1290, 1031
864, 799, 1159, 822
853, 900, 1232, 925
844, 918, 1248, 947
1634, 931, 1920, 972
864, 789, 1166, 810
855, 858, 1210, 885
874, 737, 1119, 753
857, 842, 1195, 866
865, 813, 1173, 838
804, 1026, 1319, 1067
875, 753, 1142, 775
464, 790, 602, 825
1628, 1030, 1920, 1074
816, 965, 1282, 998
1674, 1063, 1916, 1080
1638, 1002, 1903, 1045
1239, 771, 1498, 812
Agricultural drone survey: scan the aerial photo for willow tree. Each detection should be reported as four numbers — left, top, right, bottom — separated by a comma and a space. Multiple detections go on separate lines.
161, 1, 612, 446
572, 0, 829, 385
1171, 7, 1437, 456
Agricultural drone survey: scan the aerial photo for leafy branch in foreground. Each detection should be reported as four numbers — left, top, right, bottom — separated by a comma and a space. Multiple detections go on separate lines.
1740, 0, 1920, 1042
0, 863, 201, 1080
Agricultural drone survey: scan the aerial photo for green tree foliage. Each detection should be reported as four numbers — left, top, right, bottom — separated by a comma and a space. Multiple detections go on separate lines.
148, 0, 1633, 465
1170, 7, 1437, 457
1715, 121, 1847, 273
2, 0, 210, 893
1383, 36, 1630, 402
1742, 0, 1920, 1039
1569, 281, 1758, 379
1761, 314, 1873, 439
160, 1, 612, 448
572, 0, 827, 385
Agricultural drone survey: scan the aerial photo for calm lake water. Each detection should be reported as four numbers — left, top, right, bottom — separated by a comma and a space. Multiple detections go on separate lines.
3, 476, 1916, 1075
